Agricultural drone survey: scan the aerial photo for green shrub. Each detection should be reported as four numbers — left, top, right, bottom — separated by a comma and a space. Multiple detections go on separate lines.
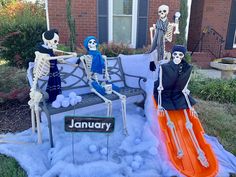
189, 78, 236, 104
99, 43, 146, 57
0, 1, 46, 68
76, 42, 147, 57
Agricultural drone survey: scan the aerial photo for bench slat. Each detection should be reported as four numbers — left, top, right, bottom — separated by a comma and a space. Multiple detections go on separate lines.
42, 87, 144, 115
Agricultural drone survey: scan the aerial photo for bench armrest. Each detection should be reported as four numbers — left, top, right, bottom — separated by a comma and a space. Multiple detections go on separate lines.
123, 73, 147, 91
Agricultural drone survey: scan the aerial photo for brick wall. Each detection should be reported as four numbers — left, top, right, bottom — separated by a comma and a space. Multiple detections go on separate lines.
48, 0, 180, 48
48, 0, 69, 44
148, 0, 180, 49
48, 0, 97, 46
188, 0, 236, 57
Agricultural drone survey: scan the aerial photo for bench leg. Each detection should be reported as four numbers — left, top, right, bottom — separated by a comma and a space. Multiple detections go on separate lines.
35, 106, 42, 144
45, 111, 54, 148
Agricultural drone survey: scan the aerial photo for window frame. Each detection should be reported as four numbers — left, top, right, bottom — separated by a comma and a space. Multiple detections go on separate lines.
108, 0, 138, 48
233, 29, 236, 48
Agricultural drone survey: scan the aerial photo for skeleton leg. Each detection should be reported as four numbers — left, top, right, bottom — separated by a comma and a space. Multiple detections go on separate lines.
164, 110, 183, 158
35, 105, 42, 144
112, 90, 128, 136
91, 88, 112, 117
183, 109, 209, 167
28, 99, 36, 133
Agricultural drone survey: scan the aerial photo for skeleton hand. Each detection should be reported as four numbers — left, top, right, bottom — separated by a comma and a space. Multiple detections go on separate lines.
72, 52, 77, 57
57, 58, 66, 63
157, 106, 165, 116
190, 107, 198, 117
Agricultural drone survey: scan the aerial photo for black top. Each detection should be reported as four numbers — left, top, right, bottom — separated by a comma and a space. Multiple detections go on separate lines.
154, 60, 196, 110
36, 43, 55, 57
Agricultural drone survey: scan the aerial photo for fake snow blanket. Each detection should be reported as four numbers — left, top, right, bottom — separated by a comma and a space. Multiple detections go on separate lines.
0, 102, 235, 177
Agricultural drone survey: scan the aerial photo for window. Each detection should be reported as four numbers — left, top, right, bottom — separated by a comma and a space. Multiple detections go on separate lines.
233, 29, 236, 48
108, 0, 138, 48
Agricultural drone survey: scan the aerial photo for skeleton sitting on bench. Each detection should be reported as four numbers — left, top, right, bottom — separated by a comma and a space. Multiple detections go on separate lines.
80, 36, 128, 135
29, 29, 77, 144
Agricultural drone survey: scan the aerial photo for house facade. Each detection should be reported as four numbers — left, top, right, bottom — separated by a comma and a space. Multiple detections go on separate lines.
48, 0, 180, 48
188, 0, 236, 59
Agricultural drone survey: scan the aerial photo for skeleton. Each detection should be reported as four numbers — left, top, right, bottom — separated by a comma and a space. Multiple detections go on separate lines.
80, 37, 128, 135
157, 49, 209, 167
149, 5, 181, 60
29, 30, 77, 144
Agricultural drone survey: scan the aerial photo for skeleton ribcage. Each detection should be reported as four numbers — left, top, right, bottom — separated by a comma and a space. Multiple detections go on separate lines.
32, 52, 51, 90
165, 23, 175, 42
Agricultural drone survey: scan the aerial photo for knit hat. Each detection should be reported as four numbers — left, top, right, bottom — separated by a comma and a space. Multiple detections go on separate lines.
171, 45, 187, 55
83, 36, 98, 51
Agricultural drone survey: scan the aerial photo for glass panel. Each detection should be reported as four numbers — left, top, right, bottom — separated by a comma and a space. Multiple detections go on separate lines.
113, 16, 132, 44
113, 0, 132, 15
234, 30, 236, 45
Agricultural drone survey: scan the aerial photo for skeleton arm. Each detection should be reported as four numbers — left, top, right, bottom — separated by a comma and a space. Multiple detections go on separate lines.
164, 13, 181, 42
102, 55, 110, 81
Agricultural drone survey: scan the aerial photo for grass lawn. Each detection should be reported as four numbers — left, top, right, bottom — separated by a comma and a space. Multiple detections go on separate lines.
0, 154, 27, 177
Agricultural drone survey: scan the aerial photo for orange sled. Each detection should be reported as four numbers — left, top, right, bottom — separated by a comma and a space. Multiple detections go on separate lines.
153, 99, 218, 177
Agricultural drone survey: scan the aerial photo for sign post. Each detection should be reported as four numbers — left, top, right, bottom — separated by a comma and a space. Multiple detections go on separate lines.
65, 116, 115, 161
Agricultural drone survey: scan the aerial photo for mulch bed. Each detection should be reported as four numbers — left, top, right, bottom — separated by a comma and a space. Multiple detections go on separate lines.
0, 99, 31, 134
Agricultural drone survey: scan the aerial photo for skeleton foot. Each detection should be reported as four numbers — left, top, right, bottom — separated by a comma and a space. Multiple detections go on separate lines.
197, 149, 209, 167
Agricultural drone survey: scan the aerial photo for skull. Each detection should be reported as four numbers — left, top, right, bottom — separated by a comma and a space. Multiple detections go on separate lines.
158, 5, 169, 20
42, 30, 59, 49
172, 51, 184, 65
88, 39, 97, 51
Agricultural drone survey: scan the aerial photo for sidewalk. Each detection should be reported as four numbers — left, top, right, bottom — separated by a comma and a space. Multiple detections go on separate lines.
195, 69, 236, 79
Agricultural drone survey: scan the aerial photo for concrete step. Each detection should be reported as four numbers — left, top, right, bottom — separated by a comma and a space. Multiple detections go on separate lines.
191, 52, 214, 69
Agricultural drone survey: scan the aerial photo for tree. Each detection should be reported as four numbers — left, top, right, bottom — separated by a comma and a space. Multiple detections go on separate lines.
0, 0, 16, 7
176, 0, 188, 46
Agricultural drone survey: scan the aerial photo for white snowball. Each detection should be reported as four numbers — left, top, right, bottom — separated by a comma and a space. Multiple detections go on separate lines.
52, 101, 61, 108
134, 138, 142, 145
70, 98, 77, 106
56, 94, 64, 102
100, 148, 108, 155
136, 107, 142, 112
69, 92, 77, 99
148, 146, 158, 155
125, 155, 133, 164
133, 155, 143, 163
88, 145, 97, 153
131, 161, 140, 170
62, 99, 70, 107
76, 96, 82, 103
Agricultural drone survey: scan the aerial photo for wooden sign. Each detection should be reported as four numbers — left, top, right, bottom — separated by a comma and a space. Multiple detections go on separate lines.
65, 116, 115, 133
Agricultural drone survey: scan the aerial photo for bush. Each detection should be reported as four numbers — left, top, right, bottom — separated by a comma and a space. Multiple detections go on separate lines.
77, 42, 147, 57
0, 64, 29, 103
189, 78, 236, 104
0, 1, 46, 68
